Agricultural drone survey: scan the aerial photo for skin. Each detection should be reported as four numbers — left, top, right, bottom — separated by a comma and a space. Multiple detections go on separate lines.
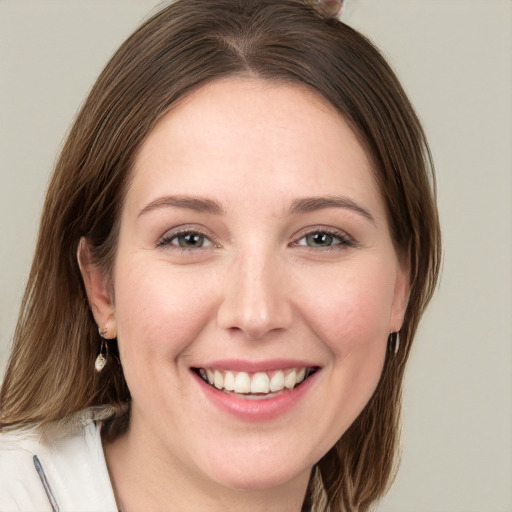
80, 78, 409, 512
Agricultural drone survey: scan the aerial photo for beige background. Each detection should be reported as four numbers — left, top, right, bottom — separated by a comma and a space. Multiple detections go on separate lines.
1, 1, 511, 511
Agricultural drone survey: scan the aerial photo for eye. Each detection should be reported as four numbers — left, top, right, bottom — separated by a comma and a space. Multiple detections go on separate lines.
302, 232, 339, 248
158, 230, 214, 249
295, 230, 353, 249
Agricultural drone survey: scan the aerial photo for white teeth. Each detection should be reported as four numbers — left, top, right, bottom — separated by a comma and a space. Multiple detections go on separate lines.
213, 370, 224, 390
199, 367, 313, 395
284, 369, 297, 389
250, 372, 270, 394
234, 372, 251, 393
269, 370, 285, 392
224, 371, 235, 391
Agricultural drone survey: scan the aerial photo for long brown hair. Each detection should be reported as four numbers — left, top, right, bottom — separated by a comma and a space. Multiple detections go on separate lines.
0, 1, 441, 510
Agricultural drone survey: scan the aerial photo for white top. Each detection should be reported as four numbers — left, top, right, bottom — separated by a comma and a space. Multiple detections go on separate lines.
0, 411, 118, 511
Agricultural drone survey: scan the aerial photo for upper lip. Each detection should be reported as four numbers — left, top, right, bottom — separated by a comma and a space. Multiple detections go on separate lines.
190, 359, 321, 372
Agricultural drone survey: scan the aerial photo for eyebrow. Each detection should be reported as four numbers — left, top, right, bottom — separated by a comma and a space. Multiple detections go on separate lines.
289, 196, 376, 224
138, 194, 375, 224
138, 195, 225, 217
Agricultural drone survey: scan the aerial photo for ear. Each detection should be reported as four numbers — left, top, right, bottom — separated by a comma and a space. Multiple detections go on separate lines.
389, 258, 411, 333
77, 237, 117, 338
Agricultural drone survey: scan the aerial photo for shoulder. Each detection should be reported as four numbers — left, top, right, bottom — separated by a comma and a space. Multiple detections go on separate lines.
0, 428, 51, 511
0, 411, 118, 511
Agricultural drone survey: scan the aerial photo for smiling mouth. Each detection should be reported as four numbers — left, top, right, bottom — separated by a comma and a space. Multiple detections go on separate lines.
193, 367, 318, 398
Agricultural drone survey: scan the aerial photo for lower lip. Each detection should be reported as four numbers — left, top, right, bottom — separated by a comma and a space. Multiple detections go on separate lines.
192, 370, 319, 422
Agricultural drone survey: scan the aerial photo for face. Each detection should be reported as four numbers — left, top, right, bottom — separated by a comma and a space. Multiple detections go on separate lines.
83, 78, 408, 495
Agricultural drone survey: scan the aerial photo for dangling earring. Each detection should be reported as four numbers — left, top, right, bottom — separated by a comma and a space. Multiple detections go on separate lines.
95, 328, 109, 372
390, 331, 400, 355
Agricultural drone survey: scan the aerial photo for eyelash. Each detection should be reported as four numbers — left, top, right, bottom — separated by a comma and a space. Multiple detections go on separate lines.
292, 228, 356, 251
157, 227, 355, 252
157, 228, 218, 252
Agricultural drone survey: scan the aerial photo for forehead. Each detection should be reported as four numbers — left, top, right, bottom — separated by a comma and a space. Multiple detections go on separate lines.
128, 77, 385, 220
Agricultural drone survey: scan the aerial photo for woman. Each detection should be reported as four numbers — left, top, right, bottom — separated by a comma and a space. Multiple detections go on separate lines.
0, 0, 441, 510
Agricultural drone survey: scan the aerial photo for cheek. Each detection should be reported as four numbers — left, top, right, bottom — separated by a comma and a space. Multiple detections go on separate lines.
111, 258, 216, 373
298, 265, 396, 355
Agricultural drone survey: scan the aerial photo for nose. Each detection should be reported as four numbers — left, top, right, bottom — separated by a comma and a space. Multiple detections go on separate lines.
216, 249, 293, 340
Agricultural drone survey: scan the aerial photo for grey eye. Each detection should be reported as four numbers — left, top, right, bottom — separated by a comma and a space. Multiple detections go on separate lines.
172, 233, 212, 248
297, 232, 343, 248
306, 232, 337, 247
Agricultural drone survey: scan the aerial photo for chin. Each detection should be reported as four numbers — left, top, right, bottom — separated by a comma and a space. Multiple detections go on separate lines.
214, 467, 308, 492
196, 445, 315, 493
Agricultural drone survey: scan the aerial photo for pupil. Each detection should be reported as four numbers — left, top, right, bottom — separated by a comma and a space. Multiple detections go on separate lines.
308, 233, 332, 247
180, 233, 202, 247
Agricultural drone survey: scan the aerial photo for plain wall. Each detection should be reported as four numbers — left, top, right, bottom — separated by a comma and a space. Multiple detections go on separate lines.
1, 1, 511, 511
